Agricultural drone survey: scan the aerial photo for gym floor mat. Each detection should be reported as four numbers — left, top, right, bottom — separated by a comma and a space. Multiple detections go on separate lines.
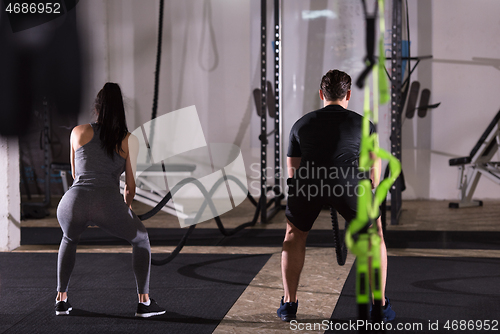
327, 256, 500, 333
21, 227, 500, 250
0, 252, 270, 334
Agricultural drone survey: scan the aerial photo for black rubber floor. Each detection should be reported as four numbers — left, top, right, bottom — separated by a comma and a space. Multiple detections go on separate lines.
327, 256, 500, 333
0, 252, 270, 334
22, 227, 500, 249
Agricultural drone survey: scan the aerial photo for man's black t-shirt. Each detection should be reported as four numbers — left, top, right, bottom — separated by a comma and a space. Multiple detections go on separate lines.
287, 104, 374, 167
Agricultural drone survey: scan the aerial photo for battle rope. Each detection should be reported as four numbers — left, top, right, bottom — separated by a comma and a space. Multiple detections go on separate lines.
137, 174, 260, 265
151, 0, 164, 123
146, 0, 164, 166
346, 0, 401, 324
138, 0, 267, 265
330, 208, 348, 266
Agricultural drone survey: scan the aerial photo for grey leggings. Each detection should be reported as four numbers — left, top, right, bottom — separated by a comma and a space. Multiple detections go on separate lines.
56, 186, 151, 294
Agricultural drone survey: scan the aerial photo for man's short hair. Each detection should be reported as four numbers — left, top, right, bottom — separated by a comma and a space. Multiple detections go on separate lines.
320, 69, 352, 101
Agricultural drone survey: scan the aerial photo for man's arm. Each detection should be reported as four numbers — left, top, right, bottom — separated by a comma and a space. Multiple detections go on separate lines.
370, 152, 381, 189
287, 157, 301, 178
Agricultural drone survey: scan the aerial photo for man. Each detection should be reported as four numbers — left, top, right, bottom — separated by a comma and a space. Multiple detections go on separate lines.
277, 69, 395, 322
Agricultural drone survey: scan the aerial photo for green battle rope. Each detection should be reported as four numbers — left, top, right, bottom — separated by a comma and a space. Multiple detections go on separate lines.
345, 0, 401, 324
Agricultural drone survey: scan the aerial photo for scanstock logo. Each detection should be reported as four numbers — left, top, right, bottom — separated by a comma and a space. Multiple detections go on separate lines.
131, 106, 248, 228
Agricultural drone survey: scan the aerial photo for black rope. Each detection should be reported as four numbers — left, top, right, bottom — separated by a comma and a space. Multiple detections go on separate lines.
151, 225, 196, 266
137, 175, 256, 221
137, 175, 262, 265
145, 0, 165, 166
330, 207, 347, 266
151, 0, 164, 122
139, 0, 271, 266
356, 0, 379, 89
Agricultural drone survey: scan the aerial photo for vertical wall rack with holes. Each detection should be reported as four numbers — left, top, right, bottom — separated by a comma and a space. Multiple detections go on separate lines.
390, 0, 403, 225
387, 0, 434, 225
259, 0, 284, 224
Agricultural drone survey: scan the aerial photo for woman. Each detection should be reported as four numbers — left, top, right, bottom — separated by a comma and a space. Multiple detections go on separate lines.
55, 82, 165, 318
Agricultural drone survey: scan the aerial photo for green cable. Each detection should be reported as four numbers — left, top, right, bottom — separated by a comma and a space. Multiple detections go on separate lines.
345, 0, 401, 309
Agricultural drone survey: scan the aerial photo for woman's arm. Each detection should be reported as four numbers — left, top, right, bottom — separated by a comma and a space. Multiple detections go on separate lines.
69, 124, 93, 179
124, 133, 139, 208
70, 128, 77, 179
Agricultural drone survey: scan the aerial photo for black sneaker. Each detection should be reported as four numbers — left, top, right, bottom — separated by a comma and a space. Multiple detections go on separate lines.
135, 298, 166, 318
370, 297, 396, 322
55, 300, 73, 315
277, 296, 298, 322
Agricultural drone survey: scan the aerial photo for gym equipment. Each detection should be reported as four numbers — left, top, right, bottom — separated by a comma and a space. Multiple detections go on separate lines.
405, 81, 420, 119
123, 0, 280, 266
51, 163, 72, 194
252, 80, 276, 119
330, 208, 347, 266
21, 98, 51, 219
417, 88, 431, 118
449, 110, 500, 208
257, 0, 285, 224
141, 0, 358, 268
136, 174, 260, 265
53, 161, 199, 220
404, 82, 441, 120
120, 164, 197, 219
416, 88, 442, 118
253, 88, 264, 117
144, 0, 353, 267
266, 80, 276, 118
348, 0, 401, 327
386, 0, 436, 225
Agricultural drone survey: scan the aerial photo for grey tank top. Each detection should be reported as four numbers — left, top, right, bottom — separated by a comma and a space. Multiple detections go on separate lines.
72, 123, 126, 188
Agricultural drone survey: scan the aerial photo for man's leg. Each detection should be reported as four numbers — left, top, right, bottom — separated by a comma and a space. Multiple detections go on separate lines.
281, 219, 309, 303
374, 216, 387, 306
370, 215, 395, 322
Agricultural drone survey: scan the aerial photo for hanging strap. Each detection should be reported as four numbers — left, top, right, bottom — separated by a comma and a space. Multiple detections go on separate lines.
345, 0, 401, 320
355, 0, 378, 89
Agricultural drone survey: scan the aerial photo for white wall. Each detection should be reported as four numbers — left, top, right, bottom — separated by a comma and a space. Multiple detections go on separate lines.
399, 0, 433, 200
429, 0, 500, 200
251, 0, 369, 195
0, 137, 21, 251
384, 0, 500, 201
76, 0, 255, 189
74, 0, 500, 201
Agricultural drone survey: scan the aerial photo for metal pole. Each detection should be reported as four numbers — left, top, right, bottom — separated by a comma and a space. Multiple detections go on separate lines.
390, 0, 403, 225
274, 0, 281, 207
260, 0, 268, 223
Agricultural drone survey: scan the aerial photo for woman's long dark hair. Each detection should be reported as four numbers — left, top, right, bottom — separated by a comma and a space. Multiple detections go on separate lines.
94, 82, 128, 159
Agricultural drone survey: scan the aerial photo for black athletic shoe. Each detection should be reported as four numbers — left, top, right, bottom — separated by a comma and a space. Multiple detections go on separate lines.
55, 300, 73, 315
135, 298, 166, 318
277, 296, 298, 322
370, 297, 396, 322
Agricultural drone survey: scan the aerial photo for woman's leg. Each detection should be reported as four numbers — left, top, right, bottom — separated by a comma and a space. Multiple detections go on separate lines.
56, 189, 88, 296
94, 195, 151, 298
57, 234, 81, 294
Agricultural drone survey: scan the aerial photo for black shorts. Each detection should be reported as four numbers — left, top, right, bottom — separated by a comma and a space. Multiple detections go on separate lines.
285, 169, 377, 232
